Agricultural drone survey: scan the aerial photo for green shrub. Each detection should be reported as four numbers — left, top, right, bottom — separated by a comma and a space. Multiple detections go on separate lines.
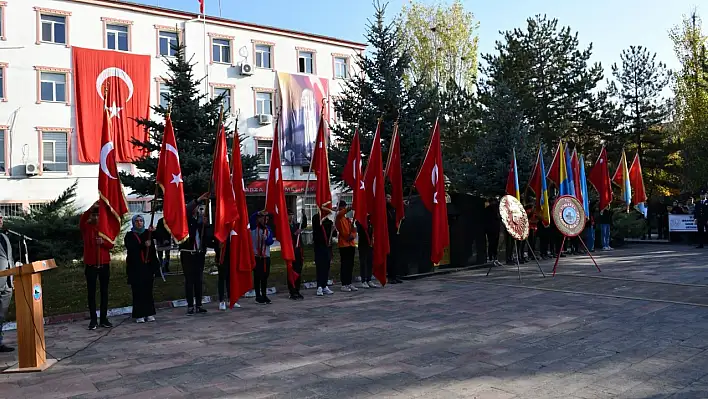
611, 207, 647, 244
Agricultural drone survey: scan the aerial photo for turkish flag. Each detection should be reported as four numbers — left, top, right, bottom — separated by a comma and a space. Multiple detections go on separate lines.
229, 127, 255, 309
97, 107, 129, 244
629, 152, 647, 206
364, 121, 390, 286
156, 115, 189, 243
212, 126, 238, 244
311, 116, 332, 217
385, 123, 405, 230
571, 149, 583, 204
588, 146, 613, 211
73, 47, 150, 163
414, 120, 450, 264
343, 128, 367, 230
547, 142, 562, 188
265, 119, 297, 286
198, 0, 205, 14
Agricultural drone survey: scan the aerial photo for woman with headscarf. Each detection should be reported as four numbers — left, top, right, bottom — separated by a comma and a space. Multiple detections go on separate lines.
124, 215, 159, 323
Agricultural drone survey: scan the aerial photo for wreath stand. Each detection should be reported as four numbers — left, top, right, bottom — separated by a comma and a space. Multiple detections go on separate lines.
551, 196, 602, 276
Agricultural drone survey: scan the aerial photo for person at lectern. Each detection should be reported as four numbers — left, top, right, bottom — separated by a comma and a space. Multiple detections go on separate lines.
80, 203, 114, 331
0, 212, 15, 352
125, 215, 158, 323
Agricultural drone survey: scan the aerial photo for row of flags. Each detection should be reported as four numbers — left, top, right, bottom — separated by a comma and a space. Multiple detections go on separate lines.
506, 142, 648, 227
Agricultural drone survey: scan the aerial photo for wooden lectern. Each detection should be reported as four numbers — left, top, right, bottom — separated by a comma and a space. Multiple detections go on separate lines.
0, 259, 57, 373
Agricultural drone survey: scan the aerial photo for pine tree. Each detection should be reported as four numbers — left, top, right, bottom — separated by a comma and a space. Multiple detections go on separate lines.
121, 43, 258, 200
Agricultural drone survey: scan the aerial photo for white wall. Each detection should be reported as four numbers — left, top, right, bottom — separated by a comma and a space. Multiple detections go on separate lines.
0, 0, 363, 212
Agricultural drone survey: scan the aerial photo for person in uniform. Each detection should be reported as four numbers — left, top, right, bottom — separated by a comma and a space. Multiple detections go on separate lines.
0, 212, 15, 352
694, 190, 708, 248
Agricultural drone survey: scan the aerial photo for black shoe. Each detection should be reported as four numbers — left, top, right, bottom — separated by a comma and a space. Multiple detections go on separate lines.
100, 320, 113, 328
187, 307, 195, 315
289, 294, 298, 300
395, 278, 403, 284
296, 293, 304, 300
388, 278, 400, 284
0, 345, 14, 353
196, 307, 207, 314
88, 320, 98, 330
255, 297, 266, 305
263, 296, 272, 304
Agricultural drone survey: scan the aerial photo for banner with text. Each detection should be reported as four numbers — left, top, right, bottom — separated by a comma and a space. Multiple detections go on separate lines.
277, 72, 329, 166
669, 214, 697, 232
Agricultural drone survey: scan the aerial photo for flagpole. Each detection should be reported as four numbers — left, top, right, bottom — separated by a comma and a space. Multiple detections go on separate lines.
202, 106, 225, 247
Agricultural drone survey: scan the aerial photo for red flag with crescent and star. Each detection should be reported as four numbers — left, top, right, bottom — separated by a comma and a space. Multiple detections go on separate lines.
212, 126, 239, 245
73, 47, 150, 163
156, 115, 189, 243
229, 128, 255, 309
265, 118, 297, 286
385, 122, 405, 230
97, 107, 129, 244
364, 120, 390, 286
414, 119, 450, 265
311, 115, 333, 217
342, 128, 367, 230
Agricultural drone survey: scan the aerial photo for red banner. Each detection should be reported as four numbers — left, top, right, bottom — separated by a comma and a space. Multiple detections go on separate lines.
73, 47, 151, 163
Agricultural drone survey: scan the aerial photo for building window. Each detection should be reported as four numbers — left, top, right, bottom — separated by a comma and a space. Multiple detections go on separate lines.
159, 83, 169, 109
256, 92, 273, 115
40, 14, 66, 44
212, 38, 231, 64
41, 132, 69, 172
0, 64, 5, 101
334, 57, 349, 79
106, 24, 129, 51
298, 51, 314, 74
40, 72, 67, 103
0, 203, 23, 218
255, 44, 272, 69
0, 3, 6, 41
257, 140, 272, 169
127, 200, 145, 214
29, 203, 47, 213
214, 87, 232, 113
0, 129, 5, 173
159, 30, 178, 57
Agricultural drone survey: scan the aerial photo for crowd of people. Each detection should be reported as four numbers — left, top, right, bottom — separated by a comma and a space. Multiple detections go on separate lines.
69, 193, 405, 330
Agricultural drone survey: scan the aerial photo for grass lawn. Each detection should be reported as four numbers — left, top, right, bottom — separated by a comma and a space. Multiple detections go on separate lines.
7, 246, 351, 320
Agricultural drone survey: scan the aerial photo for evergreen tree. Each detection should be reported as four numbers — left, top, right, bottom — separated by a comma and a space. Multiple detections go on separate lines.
121, 43, 258, 200
481, 15, 604, 146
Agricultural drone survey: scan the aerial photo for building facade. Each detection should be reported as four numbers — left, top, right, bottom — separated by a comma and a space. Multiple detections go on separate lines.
0, 0, 363, 218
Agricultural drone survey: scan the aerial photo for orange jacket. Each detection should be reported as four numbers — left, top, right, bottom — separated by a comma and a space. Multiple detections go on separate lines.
335, 208, 356, 248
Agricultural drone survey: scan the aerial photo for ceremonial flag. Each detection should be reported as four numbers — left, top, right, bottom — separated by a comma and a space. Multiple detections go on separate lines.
588, 146, 613, 212
579, 155, 590, 217
565, 146, 576, 197
265, 118, 297, 286
212, 126, 238, 244
629, 152, 648, 217
528, 145, 551, 227
73, 47, 150, 162
547, 141, 572, 195
155, 114, 188, 243
311, 115, 332, 217
612, 150, 632, 211
198, 0, 205, 14
364, 120, 390, 285
414, 119, 450, 265
229, 130, 255, 309
385, 122, 405, 229
97, 106, 129, 244
505, 148, 521, 201
571, 149, 583, 203
342, 128, 367, 229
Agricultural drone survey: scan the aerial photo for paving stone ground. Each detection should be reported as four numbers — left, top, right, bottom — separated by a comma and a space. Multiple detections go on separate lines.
3, 244, 708, 398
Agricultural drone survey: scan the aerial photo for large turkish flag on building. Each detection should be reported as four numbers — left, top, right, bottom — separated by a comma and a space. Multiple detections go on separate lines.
73, 47, 151, 163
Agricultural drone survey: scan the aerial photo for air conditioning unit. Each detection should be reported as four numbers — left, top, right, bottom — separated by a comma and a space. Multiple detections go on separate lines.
258, 114, 273, 125
240, 62, 254, 75
25, 162, 39, 176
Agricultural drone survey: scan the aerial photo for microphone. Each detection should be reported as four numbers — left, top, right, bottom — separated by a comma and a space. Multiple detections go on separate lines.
2, 229, 35, 241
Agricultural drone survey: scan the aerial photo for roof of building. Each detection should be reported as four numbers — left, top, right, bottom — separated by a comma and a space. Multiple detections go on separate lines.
74, 0, 367, 49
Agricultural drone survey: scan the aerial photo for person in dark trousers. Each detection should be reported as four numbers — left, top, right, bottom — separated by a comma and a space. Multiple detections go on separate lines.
386, 194, 403, 284
80, 202, 114, 330
483, 197, 501, 262
586, 202, 597, 252
154, 217, 172, 274
538, 219, 550, 259
356, 216, 378, 288
288, 209, 307, 300
125, 215, 158, 323
179, 192, 211, 315
598, 207, 613, 251
0, 212, 15, 352
336, 200, 358, 292
313, 213, 335, 296
656, 201, 668, 240
251, 211, 275, 304
527, 204, 538, 258
694, 190, 708, 248
549, 195, 565, 257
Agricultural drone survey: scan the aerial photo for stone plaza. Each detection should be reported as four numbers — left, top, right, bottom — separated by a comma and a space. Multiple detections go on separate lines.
2, 244, 708, 398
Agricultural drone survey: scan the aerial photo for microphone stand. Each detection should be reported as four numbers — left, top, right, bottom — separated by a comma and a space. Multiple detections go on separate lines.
4, 229, 33, 265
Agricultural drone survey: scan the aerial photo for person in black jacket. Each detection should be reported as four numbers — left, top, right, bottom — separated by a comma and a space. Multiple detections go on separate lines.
356, 216, 378, 288
386, 194, 403, 284
179, 192, 212, 315
483, 197, 501, 262
288, 209, 307, 300
312, 213, 335, 296
598, 207, 613, 251
125, 215, 159, 323
694, 190, 708, 248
